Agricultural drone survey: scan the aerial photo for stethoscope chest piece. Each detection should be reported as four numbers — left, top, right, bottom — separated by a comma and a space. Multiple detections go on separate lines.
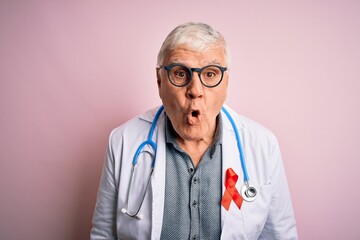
241, 184, 257, 202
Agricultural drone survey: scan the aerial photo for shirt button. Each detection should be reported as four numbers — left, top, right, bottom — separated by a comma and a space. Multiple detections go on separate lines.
192, 200, 197, 207
193, 178, 198, 184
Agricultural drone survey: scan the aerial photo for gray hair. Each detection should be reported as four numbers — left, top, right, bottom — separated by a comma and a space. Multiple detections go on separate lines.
157, 22, 231, 66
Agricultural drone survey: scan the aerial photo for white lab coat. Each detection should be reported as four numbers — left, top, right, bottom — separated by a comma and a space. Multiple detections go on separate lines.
91, 105, 298, 240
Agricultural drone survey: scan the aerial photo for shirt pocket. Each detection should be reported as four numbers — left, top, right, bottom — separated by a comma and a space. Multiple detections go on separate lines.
241, 184, 272, 240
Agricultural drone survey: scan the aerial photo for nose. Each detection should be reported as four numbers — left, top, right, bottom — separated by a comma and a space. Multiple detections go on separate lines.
186, 72, 204, 99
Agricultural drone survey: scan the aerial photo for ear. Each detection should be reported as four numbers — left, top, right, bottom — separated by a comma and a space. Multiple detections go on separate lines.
156, 67, 161, 88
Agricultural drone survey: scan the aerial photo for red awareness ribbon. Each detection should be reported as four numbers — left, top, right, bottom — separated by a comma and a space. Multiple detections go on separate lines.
221, 168, 243, 210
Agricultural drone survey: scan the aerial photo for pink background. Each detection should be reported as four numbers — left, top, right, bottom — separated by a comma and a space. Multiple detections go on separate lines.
1, 1, 359, 239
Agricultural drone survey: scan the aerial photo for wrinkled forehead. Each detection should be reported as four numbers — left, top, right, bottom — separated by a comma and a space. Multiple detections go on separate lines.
163, 44, 227, 66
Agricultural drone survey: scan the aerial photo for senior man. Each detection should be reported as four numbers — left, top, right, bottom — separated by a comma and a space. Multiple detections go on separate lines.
91, 22, 298, 240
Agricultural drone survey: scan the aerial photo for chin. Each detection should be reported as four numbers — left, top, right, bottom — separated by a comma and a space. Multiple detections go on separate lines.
178, 126, 208, 141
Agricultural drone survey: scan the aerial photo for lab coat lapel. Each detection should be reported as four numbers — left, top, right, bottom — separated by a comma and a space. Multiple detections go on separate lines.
145, 107, 166, 240
220, 107, 247, 239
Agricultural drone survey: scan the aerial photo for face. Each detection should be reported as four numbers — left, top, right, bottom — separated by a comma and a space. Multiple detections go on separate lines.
157, 45, 229, 142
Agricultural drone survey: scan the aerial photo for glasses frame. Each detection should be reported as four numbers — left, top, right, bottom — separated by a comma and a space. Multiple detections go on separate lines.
160, 63, 227, 88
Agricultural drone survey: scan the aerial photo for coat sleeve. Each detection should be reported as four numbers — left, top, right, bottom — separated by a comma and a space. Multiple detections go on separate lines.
90, 131, 118, 240
259, 139, 298, 240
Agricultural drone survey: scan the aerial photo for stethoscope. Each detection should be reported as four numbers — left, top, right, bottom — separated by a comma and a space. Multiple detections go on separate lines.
121, 105, 257, 219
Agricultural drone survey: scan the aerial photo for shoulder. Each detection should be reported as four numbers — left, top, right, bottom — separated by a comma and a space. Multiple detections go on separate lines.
222, 105, 279, 148
108, 106, 163, 145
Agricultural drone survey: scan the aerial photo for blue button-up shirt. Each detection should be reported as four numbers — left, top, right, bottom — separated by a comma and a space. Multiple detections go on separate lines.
160, 115, 223, 240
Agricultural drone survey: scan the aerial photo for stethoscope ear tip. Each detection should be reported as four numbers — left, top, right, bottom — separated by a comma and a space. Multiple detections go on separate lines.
121, 207, 143, 220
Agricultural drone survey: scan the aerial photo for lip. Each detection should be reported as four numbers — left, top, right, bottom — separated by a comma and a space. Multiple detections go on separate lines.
185, 108, 202, 125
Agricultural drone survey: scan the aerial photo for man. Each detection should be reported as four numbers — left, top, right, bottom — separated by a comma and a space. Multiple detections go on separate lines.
91, 22, 298, 239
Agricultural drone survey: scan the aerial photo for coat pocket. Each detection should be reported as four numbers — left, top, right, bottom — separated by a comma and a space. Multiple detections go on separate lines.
241, 184, 272, 240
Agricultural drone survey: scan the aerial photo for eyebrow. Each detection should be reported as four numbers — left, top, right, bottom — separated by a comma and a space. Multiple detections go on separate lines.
167, 59, 223, 66
206, 60, 222, 65
168, 59, 183, 65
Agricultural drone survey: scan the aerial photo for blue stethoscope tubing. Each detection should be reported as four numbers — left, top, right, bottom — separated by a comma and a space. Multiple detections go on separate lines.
122, 106, 165, 219
132, 105, 164, 168
122, 105, 256, 219
221, 107, 257, 201
221, 106, 249, 183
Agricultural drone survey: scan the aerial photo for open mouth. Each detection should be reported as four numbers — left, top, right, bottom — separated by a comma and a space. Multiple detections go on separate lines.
186, 110, 201, 125
191, 110, 200, 117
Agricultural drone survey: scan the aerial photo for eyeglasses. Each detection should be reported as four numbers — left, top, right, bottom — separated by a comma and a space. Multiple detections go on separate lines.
160, 63, 227, 88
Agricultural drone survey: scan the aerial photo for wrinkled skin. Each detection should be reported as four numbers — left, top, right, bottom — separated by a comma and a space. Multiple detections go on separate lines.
157, 46, 228, 165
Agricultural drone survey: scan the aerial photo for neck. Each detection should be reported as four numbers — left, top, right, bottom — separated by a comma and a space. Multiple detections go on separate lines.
177, 139, 212, 168
176, 119, 219, 168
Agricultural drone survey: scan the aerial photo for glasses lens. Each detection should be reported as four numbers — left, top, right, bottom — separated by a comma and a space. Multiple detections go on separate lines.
168, 65, 191, 86
200, 66, 223, 87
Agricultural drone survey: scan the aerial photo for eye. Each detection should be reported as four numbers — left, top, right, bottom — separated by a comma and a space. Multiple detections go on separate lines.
205, 71, 216, 78
203, 69, 218, 79
174, 70, 188, 79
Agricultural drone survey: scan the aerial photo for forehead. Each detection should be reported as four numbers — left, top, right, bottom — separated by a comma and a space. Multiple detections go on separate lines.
165, 46, 226, 66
